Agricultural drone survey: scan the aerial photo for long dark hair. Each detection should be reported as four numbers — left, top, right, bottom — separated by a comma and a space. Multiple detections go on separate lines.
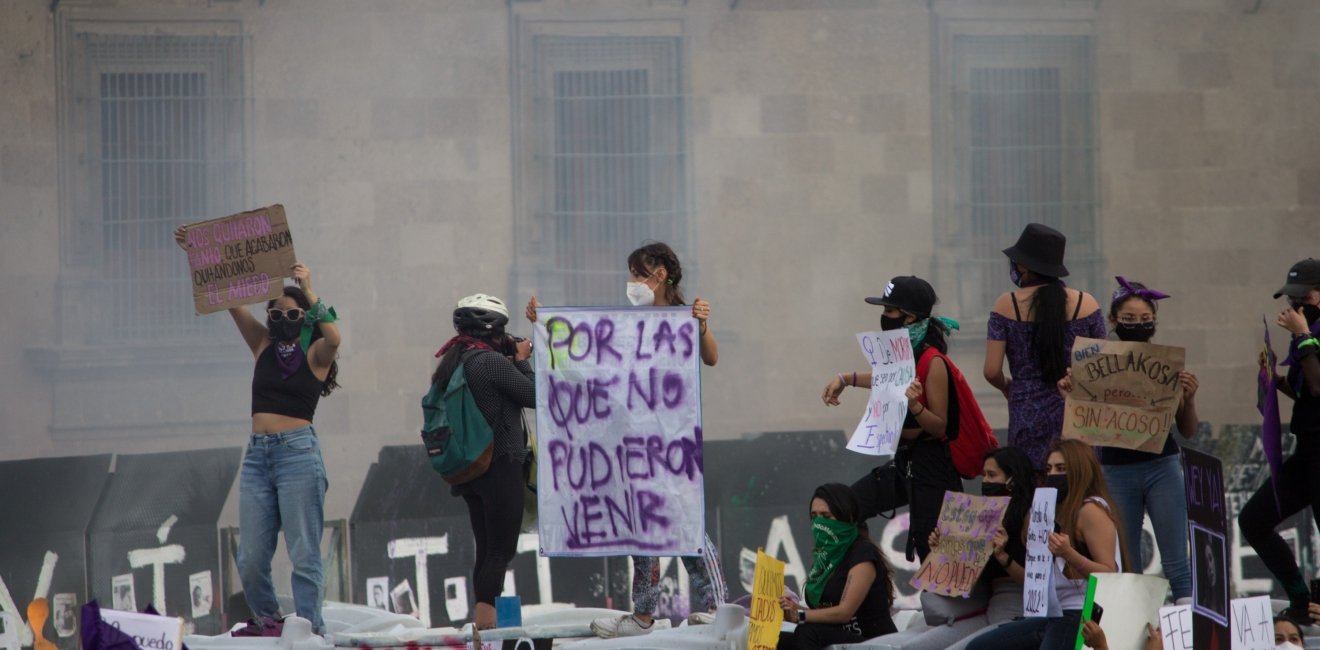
811, 483, 896, 605
984, 446, 1037, 543
628, 242, 686, 306
1026, 275, 1069, 384
919, 317, 950, 355
267, 286, 339, 396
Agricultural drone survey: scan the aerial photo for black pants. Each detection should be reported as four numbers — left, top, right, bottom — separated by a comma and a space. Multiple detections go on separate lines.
456, 455, 524, 605
1238, 442, 1320, 605
906, 441, 963, 562
777, 623, 863, 650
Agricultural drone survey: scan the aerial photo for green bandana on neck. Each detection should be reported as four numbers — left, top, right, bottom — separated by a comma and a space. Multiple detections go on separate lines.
905, 316, 960, 351
804, 517, 859, 608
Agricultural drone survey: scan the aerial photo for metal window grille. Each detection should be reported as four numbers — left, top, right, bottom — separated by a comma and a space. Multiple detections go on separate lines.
524, 36, 688, 306
946, 35, 1099, 316
73, 33, 246, 342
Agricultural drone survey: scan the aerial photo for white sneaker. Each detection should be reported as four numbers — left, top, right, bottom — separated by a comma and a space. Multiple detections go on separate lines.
687, 611, 716, 625
590, 614, 671, 638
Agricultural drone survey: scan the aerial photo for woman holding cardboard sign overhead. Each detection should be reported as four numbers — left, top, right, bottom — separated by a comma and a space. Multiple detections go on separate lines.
984, 223, 1106, 470
174, 225, 340, 635
1057, 278, 1200, 604
525, 242, 726, 639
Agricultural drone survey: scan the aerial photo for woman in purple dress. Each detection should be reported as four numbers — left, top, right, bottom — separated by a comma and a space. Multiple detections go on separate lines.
983, 223, 1105, 469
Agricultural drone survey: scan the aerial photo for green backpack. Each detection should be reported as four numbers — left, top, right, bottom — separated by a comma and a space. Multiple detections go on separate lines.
421, 351, 494, 485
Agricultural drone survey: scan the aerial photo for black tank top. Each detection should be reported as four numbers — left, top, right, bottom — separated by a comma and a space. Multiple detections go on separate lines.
251, 344, 323, 421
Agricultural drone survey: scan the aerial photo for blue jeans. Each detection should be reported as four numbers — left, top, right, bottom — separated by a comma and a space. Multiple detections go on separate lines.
237, 426, 328, 631
965, 610, 1081, 650
1103, 454, 1192, 600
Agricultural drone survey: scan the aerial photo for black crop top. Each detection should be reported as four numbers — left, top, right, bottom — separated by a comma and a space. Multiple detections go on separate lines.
251, 344, 323, 421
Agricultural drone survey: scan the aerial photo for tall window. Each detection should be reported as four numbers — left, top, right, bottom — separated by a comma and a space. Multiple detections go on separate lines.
935, 34, 1098, 318
61, 32, 245, 342
516, 34, 688, 306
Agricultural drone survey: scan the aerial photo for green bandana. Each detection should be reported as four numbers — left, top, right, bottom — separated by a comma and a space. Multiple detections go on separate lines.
804, 517, 859, 608
298, 302, 338, 353
905, 316, 960, 351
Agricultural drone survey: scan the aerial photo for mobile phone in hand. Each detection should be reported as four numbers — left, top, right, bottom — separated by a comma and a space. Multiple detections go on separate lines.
1090, 603, 1104, 624
1310, 578, 1320, 605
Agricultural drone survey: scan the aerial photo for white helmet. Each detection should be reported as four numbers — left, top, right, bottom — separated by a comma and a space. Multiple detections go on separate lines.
454, 293, 510, 333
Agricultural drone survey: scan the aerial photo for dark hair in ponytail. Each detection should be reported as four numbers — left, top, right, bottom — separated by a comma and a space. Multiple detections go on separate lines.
628, 242, 686, 306
1027, 278, 1068, 384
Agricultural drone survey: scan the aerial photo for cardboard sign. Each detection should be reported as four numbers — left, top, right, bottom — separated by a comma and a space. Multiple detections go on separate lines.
1258, 317, 1284, 516
1229, 595, 1272, 650
747, 549, 785, 650
533, 307, 704, 556
1024, 487, 1058, 617
1182, 446, 1229, 649
1073, 572, 1169, 650
847, 329, 915, 456
182, 204, 297, 314
909, 491, 1009, 597
1158, 604, 1194, 650
1063, 337, 1185, 452
100, 609, 184, 650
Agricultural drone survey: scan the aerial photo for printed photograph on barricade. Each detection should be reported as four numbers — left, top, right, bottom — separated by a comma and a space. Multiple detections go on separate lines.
847, 329, 915, 457
909, 491, 1009, 598
533, 306, 705, 557
180, 204, 297, 314
1063, 337, 1185, 452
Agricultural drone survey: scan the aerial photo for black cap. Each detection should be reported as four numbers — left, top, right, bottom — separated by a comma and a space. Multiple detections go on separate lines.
1002, 223, 1069, 278
1274, 258, 1320, 299
866, 276, 937, 316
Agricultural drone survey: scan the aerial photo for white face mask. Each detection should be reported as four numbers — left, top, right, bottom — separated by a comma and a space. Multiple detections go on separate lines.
626, 281, 655, 306
1277, 643, 1303, 650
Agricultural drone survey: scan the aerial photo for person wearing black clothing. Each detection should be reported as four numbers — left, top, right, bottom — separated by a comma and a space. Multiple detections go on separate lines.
778, 484, 897, 650
824, 276, 965, 561
1239, 258, 1320, 620
431, 293, 534, 630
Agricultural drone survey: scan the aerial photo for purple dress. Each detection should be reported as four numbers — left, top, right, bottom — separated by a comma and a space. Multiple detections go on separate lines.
987, 299, 1107, 469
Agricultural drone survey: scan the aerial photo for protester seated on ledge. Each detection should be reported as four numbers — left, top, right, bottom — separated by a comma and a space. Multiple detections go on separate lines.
967, 439, 1130, 650
870, 447, 1039, 650
777, 483, 897, 650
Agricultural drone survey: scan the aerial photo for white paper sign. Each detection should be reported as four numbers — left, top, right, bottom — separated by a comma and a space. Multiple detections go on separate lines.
846, 329, 915, 456
534, 307, 704, 556
1158, 604, 1194, 650
1087, 573, 1169, 650
1023, 487, 1057, 617
100, 609, 183, 650
1229, 596, 1273, 650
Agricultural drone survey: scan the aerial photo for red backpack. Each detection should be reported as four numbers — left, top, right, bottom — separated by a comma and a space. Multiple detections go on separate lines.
916, 347, 998, 479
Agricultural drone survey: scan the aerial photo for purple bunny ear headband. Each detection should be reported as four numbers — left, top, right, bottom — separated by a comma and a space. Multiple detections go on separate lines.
1111, 276, 1170, 306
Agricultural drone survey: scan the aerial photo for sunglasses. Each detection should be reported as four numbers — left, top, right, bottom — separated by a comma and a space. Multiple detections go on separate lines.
267, 308, 304, 322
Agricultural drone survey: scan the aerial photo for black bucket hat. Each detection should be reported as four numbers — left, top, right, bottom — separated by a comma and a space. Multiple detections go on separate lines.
865, 276, 937, 317
1003, 223, 1069, 278
1274, 258, 1320, 299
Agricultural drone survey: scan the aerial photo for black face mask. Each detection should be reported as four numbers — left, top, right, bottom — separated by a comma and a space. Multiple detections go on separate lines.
981, 481, 1011, 497
1299, 303, 1320, 328
1044, 474, 1069, 501
268, 319, 303, 342
880, 314, 907, 331
1114, 321, 1156, 342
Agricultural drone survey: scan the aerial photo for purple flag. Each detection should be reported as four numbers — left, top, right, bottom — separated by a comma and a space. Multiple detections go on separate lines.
1259, 316, 1283, 517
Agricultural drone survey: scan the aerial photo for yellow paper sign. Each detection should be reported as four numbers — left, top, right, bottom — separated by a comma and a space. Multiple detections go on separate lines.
747, 549, 786, 650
